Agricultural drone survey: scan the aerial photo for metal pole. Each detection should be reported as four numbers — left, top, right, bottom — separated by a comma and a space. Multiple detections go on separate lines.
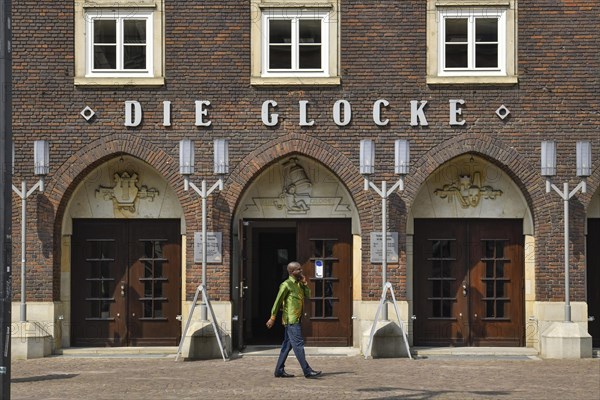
381, 180, 388, 321
20, 180, 26, 322
563, 182, 571, 322
0, 0, 12, 396
201, 180, 208, 321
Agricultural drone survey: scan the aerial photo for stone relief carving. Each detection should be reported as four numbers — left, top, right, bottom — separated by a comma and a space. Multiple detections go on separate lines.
244, 157, 351, 217
434, 171, 502, 208
274, 158, 312, 214
96, 171, 159, 215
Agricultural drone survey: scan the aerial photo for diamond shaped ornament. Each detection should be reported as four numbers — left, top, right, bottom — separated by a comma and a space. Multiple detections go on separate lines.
80, 106, 96, 121
495, 105, 511, 120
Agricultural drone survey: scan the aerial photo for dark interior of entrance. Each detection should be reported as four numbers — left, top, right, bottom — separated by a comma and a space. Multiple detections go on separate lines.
587, 219, 600, 347
248, 229, 296, 345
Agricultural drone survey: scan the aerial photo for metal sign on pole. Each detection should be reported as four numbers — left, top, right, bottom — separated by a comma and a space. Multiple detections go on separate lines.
175, 285, 228, 362
364, 282, 412, 360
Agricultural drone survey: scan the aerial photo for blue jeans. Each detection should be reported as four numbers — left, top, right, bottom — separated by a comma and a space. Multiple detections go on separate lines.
274, 323, 311, 376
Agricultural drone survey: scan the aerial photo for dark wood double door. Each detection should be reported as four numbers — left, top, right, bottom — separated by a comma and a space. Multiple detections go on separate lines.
72, 219, 181, 346
238, 219, 352, 348
414, 219, 524, 346
588, 219, 600, 347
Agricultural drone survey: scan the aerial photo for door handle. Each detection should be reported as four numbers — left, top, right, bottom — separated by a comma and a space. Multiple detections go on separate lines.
236, 282, 249, 298
462, 281, 467, 296
121, 284, 125, 297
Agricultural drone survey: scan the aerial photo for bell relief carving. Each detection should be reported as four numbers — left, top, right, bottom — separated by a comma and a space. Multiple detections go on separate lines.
243, 157, 351, 218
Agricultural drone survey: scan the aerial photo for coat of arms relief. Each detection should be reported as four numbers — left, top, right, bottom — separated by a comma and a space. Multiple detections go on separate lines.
96, 171, 159, 216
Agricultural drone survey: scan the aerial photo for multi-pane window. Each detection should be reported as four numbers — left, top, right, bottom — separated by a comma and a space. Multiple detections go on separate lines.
438, 9, 506, 76
139, 239, 168, 320
310, 239, 339, 319
481, 240, 510, 319
428, 239, 457, 319
85, 239, 116, 320
86, 10, 153, 77
262, 10, 329, 76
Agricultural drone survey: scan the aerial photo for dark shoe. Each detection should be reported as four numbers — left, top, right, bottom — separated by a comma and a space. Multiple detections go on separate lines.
274, 371, 295, 378
305, 370, 322, 378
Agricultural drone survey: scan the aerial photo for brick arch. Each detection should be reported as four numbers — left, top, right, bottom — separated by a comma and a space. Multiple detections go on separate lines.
47, 134, 196, 229
403, 132, 546, 227
219, 132, 374, 232
582, 164, 600, 213
47, 134, 200, 300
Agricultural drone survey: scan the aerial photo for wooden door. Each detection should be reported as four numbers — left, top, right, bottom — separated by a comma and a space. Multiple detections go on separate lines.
414, 219, 524, 346
298, 219, 352, 346
72, 221, 128, 346
235, 219, 248, 349
588, 219, 600, 347
127, 220, 181, 346
468, 221, 524, 346
72, 219, 181, 346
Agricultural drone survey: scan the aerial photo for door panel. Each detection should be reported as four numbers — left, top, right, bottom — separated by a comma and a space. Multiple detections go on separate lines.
72, 221, 127, 346
469, 221, 524, 346
72, 219, 181, 346
588, 219, 600, 347
236, 219, 247, 349
128, 220, 181, 346
414, 219, 524, 346
414, 221, 468, 345
298, 219, 352, 346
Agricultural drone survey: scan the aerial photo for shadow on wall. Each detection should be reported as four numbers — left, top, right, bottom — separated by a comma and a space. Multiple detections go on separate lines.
36, 195, 55, 258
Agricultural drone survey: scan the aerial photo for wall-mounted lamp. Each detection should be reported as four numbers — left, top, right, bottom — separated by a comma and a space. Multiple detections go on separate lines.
359, 139, 410, 320
12, 140, 50, 321
540, 140, 592, 323
179, 139, 229, 321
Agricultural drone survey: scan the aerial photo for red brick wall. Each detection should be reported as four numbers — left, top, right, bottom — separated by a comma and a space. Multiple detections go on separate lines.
11, 1, 599, 302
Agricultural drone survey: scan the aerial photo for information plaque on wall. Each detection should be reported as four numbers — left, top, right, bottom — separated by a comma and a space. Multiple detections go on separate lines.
370, 232, 399, 263
194, 232, 223, 263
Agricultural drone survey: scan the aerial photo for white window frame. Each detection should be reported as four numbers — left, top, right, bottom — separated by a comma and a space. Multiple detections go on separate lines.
261, 9, 330, 78
438, 8, 506, 77
426, 0, 517, 85
85, 9, 154, 78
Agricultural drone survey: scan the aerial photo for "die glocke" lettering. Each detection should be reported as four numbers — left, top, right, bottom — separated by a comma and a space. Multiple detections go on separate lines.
123, 99, 474, 128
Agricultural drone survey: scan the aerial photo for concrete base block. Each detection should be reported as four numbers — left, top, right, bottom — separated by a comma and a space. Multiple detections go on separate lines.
11, 321, 53, 360
180, 321, 231, 360
362, 320, 410, 358
540, 321, 592, 359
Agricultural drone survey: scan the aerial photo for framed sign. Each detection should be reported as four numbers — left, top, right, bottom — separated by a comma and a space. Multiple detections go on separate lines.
315, 259, 324, 278
370, 232, 399, 263
194, 232, 223, 263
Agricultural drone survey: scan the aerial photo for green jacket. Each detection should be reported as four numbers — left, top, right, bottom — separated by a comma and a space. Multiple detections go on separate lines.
270, 275, 311, 325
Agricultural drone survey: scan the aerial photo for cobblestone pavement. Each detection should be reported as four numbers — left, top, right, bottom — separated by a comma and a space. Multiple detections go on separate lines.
10, 354, 600, 400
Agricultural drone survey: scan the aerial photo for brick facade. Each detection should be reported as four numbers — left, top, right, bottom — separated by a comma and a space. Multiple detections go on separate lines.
11, 0, 599, 311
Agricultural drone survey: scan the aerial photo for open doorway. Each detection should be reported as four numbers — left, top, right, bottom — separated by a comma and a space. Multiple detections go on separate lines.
249, 227, 296, 345
237, 219, 353, 349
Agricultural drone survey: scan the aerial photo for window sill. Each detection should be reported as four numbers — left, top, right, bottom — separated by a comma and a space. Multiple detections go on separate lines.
251, 76, 340, 86
74, 76, 165, 87
258, 2, 333, 9
426, 75, 518, 85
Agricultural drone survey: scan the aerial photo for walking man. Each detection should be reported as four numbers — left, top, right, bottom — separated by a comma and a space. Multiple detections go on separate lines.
266, 261, 322, 378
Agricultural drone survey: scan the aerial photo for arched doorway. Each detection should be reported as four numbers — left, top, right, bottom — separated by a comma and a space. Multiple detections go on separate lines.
232, 156, 359, 349
409, 155, 533, 346
63, 156, 185, 347
586, 189, 600, 347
